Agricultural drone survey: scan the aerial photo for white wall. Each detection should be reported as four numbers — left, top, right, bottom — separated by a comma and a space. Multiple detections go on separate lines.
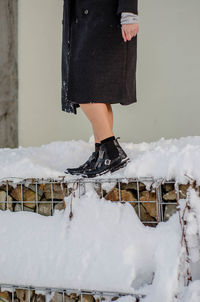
18, 0, 200, 147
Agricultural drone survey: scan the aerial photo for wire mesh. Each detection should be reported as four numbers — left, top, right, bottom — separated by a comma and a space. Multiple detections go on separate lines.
0, 283, 145, 301
0, 177, 196, 300
0, 176, 185, 226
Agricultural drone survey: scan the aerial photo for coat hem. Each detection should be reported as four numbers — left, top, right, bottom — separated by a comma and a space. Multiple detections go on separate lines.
62, 98, 137, 113
71, 98, 137, 105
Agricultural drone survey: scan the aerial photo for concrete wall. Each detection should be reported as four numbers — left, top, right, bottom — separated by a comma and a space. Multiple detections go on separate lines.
18, 0, 200, 147
0, 0, 18, 148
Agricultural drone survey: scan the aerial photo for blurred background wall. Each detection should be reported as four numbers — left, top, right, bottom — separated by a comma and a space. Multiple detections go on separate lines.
16, 0, 200, 147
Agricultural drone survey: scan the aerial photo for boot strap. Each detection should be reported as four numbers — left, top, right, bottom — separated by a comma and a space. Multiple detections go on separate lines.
98, 150, 104, 159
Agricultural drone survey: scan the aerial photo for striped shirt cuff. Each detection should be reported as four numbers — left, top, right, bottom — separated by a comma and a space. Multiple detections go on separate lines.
120, 12, 139, 25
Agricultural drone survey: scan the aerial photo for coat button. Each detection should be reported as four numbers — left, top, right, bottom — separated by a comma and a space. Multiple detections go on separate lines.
83, 9, 89, 15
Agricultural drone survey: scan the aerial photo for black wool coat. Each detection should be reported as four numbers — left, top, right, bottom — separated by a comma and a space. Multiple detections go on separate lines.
61, 0, 138, 115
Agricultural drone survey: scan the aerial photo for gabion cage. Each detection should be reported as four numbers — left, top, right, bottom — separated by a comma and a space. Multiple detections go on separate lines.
0, 176, 199, 301
0, 283, 145, 302
0, 176, 196, 227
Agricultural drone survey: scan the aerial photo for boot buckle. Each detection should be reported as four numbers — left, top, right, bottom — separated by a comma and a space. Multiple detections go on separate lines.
105, 159, 111, 165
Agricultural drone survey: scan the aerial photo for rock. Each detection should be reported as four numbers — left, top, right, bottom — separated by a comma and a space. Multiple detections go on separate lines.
14, 203, 22, 212
105, 188, 137, 202
10, 185, 41, 208
0, 190, 6, 202
78, 295, 95, 302
38, 203, 52, 216
105, 188, 157, 222
32, 294, 45, 302
44, 183, 67, 200
0, 190, 13, 211
23, 205, 35, 212
163, 188, 187, 201
28, 184, 44, 197
105, 188, 120, 201
0, 184, 6, 191
0, 184, 13, 192
51, 293, 76, 302
0, 291, 11, 302
14, 203, 35, 212
69, 294, 78, 300
164, 204, 177, 221
163, 190, 177, 201
139, 190, 158, 219
162, 183, 190, 200
54, 201, 65, 211
121, 182, 145, 191
179, 184, 190, 198
96, 299, 105, 302
133, 203, 156, 223
163, 183, 174, 192
16, 289, 34, 302
111, 297, 119, 301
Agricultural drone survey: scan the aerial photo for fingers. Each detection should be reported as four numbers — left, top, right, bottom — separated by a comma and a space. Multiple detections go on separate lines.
126, 29, 133, 41
121, 27, 127, 42
121, 24, 139, 42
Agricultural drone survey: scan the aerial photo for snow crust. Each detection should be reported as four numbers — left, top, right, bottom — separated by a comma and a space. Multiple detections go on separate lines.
0, 135, 200, 184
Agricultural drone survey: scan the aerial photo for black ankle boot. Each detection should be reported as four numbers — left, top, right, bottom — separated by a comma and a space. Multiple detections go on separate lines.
114, 137, 130, 164
64, 144, 100, 175
82, 139, 130, 178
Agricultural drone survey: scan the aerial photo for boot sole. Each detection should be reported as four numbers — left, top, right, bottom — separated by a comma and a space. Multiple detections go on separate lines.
64, 168, 86, 175
64, 159, 97, 175
110, 157, 130, 173
64, 171, 83, 175
82, 157, 130, 178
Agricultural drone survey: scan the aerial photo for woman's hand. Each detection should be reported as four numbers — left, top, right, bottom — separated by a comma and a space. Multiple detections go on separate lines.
121, 24, 139, 42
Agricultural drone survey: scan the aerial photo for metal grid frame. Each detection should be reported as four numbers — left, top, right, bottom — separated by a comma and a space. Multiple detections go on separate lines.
0, 176, 196, 301
0, 283, 145, 301
0, 176, 187, 226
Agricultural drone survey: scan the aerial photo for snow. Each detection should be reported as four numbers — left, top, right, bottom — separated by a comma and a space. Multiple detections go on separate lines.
0, 184, 200, 301
0, 186, 152, 292
181, 280, 200, 302
0, 136, 200, 301
0, 135, 200, 184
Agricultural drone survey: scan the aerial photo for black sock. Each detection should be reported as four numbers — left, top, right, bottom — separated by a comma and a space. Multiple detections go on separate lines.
101, 135, 115, 144
95, 142, 101, 152
100, 136, 119, 159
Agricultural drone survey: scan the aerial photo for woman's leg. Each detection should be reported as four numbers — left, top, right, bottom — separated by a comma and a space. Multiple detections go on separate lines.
80, 103, 114, 143
65, 103, 124, 175
106, 103, 114, 132
66, 102, 129, 177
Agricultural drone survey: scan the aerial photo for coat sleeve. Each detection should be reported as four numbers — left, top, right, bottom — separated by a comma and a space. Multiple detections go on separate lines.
117, 0, 138, 15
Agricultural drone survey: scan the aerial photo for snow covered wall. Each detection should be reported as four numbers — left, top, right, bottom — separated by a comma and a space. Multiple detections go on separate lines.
1, 136, 200, 302
0, 185, 200, 302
